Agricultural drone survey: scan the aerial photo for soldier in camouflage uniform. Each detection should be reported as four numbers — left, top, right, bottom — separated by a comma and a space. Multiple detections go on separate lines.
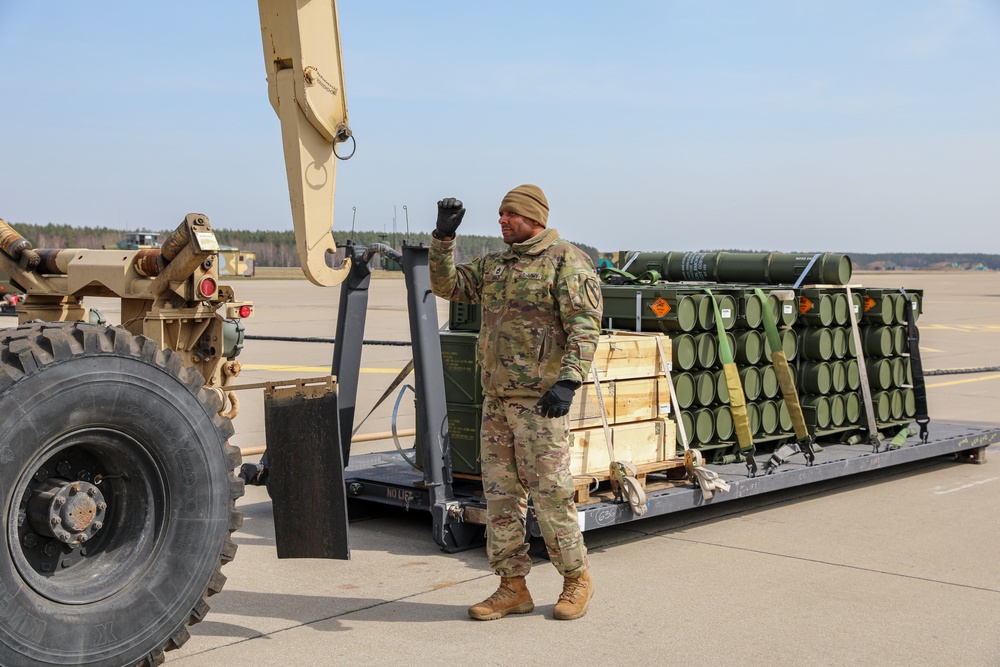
429, 184, 603, 621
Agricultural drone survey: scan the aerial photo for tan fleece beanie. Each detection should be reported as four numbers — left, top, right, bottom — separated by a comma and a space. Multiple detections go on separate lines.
499, 184, 549, 227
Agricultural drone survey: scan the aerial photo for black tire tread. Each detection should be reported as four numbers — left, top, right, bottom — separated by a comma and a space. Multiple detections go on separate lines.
0, 321, 244, 667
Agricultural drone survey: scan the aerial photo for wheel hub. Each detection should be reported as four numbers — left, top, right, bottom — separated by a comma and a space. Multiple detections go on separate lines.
28, 479, 107, 546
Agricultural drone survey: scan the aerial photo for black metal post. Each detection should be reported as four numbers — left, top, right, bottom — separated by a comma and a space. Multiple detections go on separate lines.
332, 243, 372, 466
401, 244, 471, 550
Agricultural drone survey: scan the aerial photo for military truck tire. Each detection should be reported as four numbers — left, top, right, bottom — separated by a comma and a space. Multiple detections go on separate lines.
0, 322, 244, 666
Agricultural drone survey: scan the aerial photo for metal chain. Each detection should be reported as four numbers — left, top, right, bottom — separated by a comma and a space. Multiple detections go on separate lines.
303, 66, 338, 96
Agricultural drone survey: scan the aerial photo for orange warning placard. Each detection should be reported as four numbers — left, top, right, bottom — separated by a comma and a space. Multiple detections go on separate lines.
864, 295, 876, 312
798, 296, 813, 314
650, 297, 672, 318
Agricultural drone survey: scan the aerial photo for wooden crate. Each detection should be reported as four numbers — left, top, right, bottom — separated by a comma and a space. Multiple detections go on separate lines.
569, 377, 671, 429
568, 418, 677, 477
591, 332, 671, 381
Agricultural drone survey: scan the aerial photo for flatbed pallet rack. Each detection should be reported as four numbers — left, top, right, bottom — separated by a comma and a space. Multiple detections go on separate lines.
342, 421, 996, 551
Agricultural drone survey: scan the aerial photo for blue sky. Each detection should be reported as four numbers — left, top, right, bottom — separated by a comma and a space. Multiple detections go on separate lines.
1, 1, 997, 253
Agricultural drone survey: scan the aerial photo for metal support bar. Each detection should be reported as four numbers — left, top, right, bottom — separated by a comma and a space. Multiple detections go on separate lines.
331, 243, 373, 465
400, 243, 461, 550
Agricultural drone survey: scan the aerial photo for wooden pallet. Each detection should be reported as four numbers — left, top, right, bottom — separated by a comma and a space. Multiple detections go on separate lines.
452, 458, 689, 505
571, 458, 686, 504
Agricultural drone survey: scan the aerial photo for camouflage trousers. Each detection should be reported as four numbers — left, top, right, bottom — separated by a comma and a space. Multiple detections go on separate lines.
480, 394, 588, 578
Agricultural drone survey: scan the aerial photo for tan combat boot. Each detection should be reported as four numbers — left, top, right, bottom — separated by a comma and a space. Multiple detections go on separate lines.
553, 570, 594, 620
468, 576, 534, 621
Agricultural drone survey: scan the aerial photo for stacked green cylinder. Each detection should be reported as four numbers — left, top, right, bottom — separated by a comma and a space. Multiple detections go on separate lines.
601, 258, 925, 460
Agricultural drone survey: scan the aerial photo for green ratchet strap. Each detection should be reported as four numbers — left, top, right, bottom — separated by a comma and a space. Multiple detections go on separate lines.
755, 288, 816, 473
599, 267, 660, 285
900, 288, 930, 443
705, 288, 757, 477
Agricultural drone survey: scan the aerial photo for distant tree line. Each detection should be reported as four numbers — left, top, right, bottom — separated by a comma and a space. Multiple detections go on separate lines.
8, 223, 601, 267
8, 224, 996, 270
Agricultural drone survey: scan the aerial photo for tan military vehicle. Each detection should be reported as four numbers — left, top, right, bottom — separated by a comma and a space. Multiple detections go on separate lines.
0, 2, 351, 665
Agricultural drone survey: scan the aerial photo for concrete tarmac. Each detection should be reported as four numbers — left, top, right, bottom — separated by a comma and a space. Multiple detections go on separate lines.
13, 270, 997, 666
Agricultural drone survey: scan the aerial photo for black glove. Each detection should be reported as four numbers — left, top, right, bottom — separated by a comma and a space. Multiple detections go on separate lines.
536, 380, 579, 419
435, 198, 465, 239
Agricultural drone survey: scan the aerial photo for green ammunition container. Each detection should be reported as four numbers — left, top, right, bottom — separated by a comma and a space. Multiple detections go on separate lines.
678, 411, 695, 446
713, 405, 735, 441
851, 291, 864, 322
619, 251, 852, 285
861, 326, 893, 358
760, 364, 779, 399
600, 285, 699, 332
845, 392, 862, 424
873, 391, 891, 423
889, 390, 904, 421
903, 387, 916, 417
695, 371, 717, 407
800, 327, 834, 361
739, 366, 762, 401
734, 329, 764, 365
905, 291, 923, 322
846, 359, 861, 391
891, 326, 908, 355
694, 332, 718, 368
758, 400, 779, 435
440, 331, 483, 405
672, 333, 698, 371
798, 361, 833, 395
765, 292, 798, 326
891, 293, 907, 324
832, 292, 850, 326
801, 395, 831, 430
867, 358, 892, 391
694, 407, 716, 444
891, 357, 908, 388
862, 290, 896, 325
829, 393, 846, 427
799, 289, 834, 327
735, 289, 764, 329
830, 360, 848, 393
694, 292, 737, 331
714, 369, 730, 404
415, 402, 482, 475
747, 402, 761, 436
691, 293, 712, 331
781, 328, 798, 361
831, 327, 849, 359
778, 399, 793, 433
674, 372, 696, 410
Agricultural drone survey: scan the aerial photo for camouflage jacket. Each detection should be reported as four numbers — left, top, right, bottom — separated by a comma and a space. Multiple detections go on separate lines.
430, 228, 603, 399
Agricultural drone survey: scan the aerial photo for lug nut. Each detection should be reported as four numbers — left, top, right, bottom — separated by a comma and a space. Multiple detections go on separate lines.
91, 521, 103, 531
50, 517, 60, 526
97, 502, 107, 511
42, 542, 58, 557
22, 533, 39, 548
87, 487, 97, 497
56, 461, 73, 476
56, 531, 71, 542
69, 483, 80, 495
78, 533, 89, 543
54, 496, 66, 507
